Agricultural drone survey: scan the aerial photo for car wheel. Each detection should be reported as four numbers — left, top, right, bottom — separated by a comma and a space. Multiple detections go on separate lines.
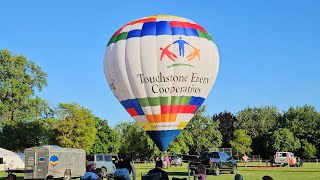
213, 166, 220, 176
101, 167, 107, 177
231, 165, 237, 174
63, 169, 71, 180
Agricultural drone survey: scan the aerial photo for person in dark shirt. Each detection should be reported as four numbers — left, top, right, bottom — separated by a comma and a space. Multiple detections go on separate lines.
147, 160, 169, 180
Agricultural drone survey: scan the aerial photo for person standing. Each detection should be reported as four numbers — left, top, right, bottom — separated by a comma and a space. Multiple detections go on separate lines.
242, 154, 249, 167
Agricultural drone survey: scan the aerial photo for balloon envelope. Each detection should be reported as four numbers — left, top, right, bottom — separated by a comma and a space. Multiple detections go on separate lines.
103, 15, 219, 151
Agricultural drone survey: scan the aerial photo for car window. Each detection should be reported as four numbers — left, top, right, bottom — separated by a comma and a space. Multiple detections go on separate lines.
104, 155, 112, 161
219, 153, 229, 161
201, 152, 208, 157
282, 153, 287, 157
97, 155, 104, 161
86, 155, 94, 161
208, 152, 219, 158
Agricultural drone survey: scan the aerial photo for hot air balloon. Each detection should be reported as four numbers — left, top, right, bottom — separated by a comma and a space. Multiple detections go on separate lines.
103, 15, 219, 151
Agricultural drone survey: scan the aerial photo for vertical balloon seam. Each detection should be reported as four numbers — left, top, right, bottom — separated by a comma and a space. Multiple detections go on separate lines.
139, 23, 154, 126
175, 20, 190, 131
155, 18, 164, 127
124, 23, 140, 122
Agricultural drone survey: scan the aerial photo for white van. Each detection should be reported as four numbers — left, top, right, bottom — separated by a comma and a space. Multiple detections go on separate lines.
274, 152, 297, 166
86, 154, 118, 177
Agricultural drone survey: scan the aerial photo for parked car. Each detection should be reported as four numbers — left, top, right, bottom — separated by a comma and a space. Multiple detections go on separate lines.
86, 154, 118, 177
189, 151, 237, 176
273, 152, 297, 167
170, 155, 182, 166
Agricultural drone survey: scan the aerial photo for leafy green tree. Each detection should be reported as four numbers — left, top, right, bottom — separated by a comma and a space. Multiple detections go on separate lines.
0, 49, 47, 125
281, 105, 320, 145
0, 50, 50, 151
213, 111, 237, 148
91, 118, 120, 154
54, 103, 97, 153
185, 106, 222, 154
271, 128, 300, 152
301, 140, 317, 159
115, 122, 159, 159
168, 130, 193, 154
236, 106, 280, 157
0, 121, 47, 152
230, 129, 252, 155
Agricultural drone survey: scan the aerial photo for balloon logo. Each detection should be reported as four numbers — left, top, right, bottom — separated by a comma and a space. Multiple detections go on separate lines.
104, 15, 219, 151
50, 155, 59, 167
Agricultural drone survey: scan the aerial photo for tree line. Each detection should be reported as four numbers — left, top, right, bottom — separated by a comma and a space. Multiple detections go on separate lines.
1, 49, 319, 160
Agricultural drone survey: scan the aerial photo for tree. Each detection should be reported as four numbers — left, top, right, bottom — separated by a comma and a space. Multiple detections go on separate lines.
185, 106, 222, 154
54, 103, 97, 153
213, 111, 237, 148
0, 50, 50, 151
271, 128, 300, 152
91, 118, 120, 154
301, 140, 317, 159
230, 129, 252, 155
281, 105, 320, 146
236, 106, 280, 158
0, 49, 47, 125
168, 130, 193, 154
115, 122, 159, 159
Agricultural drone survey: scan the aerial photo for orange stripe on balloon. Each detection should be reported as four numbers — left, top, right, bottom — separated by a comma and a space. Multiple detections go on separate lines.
146, 114, 177, 123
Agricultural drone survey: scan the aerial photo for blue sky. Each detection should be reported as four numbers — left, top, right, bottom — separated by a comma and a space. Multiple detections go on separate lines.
1, 1, 319, 127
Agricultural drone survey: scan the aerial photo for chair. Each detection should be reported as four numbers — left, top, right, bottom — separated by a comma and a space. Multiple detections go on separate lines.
141, 173, 161, 180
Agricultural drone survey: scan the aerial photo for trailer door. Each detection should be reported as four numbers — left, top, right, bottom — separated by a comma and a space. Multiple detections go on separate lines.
35, 149, 49, 179
25, 149, 35, 179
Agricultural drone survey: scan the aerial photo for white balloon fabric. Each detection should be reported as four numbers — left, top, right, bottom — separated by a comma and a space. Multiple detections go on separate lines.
103, 15, 219, 151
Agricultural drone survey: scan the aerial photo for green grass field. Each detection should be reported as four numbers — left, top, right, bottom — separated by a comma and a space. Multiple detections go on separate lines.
1, 162, 319, 180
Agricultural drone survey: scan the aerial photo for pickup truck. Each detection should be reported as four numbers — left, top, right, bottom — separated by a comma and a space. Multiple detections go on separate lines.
189, 151, 237, 176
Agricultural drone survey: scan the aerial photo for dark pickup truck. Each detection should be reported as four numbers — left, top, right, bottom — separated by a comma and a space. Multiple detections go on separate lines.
189, 151, 237, 176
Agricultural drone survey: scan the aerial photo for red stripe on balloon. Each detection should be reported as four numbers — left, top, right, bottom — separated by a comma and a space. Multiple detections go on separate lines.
161, 105, 198, 114
170, 21, 207, 32
112, 18, 157, 37
126, 108, 138, 116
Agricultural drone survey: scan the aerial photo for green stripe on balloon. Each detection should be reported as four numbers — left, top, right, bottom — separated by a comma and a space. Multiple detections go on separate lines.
138, 96, 192, 107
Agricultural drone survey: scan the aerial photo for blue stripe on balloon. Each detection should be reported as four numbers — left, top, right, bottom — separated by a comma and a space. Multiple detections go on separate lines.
185, 28, 199, 36
146, 130, 182, 151
120, 99, 132, 109
141, 22, 157, 36
156, 21, 172, 35
171, 27, 186, 36
127, 29, 141, 39
131, 99, 145, 115
120, 99, 145, 115
127, 22, 200, 39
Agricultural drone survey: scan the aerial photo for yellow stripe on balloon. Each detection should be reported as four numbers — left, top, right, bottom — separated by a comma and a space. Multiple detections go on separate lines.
138, 122, 189, 131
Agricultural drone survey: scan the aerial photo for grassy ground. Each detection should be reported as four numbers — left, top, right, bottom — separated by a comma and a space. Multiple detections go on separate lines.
1, 162, 319, 180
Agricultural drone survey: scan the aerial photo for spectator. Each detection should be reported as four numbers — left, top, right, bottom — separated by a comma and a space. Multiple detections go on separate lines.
234, 174, 244, 180
193, 164, 206, 180
165, 156, 170, 168
82, 164, 101, 180
148, 160, 169, 180
114, 156, 136, 180
262, 176, 274, 180
6, 174, 16, 180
